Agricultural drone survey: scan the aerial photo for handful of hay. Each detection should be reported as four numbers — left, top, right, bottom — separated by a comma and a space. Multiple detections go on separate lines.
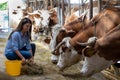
21, 62, 43, 75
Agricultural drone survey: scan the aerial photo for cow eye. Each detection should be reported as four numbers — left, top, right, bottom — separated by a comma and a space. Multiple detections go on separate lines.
61, 45, 67, 52
68, 49, 71, 52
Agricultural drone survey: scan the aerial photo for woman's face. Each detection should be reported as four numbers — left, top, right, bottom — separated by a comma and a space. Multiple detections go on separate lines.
22, 23, 31, 32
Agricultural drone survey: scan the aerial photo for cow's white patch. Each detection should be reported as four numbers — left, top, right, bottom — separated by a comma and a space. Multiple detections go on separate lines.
57, 46, 80, 70
39, 10, 50, 27
34, 17, 42, 27
81, 53, 114, 76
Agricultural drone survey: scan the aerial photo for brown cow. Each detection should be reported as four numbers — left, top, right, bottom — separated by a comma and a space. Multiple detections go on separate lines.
56, 7, 120, 77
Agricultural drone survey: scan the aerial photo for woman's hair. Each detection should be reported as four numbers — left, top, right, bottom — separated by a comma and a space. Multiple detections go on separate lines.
8, 18, 32, 40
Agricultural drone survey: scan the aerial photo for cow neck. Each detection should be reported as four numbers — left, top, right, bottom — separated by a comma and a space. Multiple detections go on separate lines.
90, 10, 107, 38
70, 25, 94, 47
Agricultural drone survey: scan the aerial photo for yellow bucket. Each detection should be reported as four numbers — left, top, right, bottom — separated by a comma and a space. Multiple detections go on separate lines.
5, 60, 22, 76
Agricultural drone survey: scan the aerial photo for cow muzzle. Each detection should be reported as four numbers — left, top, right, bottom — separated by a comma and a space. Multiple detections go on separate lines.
51, 60, 58, 64
57, 65, 64, 72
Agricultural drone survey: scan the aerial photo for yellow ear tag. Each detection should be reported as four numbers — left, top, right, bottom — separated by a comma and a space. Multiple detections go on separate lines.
88, 50, 95, 57
82, 47, 95, 57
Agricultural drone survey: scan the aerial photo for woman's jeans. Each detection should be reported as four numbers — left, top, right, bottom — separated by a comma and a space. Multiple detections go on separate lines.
5, 43, 36, 60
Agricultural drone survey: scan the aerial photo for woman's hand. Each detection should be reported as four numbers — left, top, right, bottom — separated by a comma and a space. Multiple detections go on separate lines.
22, 57, 26, 65
28, 57, 34, 64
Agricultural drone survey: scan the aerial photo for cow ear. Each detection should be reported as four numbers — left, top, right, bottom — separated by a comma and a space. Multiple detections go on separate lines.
67, 30, 76, 37
43, 38, 51, 44
82, 47, 95, 57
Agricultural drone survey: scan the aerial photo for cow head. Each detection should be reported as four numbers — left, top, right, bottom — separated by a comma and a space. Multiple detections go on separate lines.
55, 26, 93, 71
56, 37, 83, 71
26, 13, 43, 34
48, 8, 58, 26
49, 24, 75, 64
80, 43, 114, 76
81, 50, 114, 76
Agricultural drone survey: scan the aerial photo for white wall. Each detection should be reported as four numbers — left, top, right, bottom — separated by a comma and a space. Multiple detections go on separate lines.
0, 0, 9, 32
8, 0, 27, 28
0, 0, 8, 3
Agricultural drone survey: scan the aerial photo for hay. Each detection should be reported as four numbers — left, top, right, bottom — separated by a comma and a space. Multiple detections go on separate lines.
102, 70, 120, 80
21, 62, 43, 75
0, 71, 15, 80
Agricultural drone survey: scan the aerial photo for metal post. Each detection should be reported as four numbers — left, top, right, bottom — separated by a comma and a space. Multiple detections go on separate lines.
61, 0, 64, 25
34, 0, 37, 10
27, 0, 29, 7
78, 0, 81, 16
44, 0, 48, 9
57, 0, 61, 25
68, 0, 71, 16
89, 0, 93, 19
81, 0, 84, 13
50, 0, 53, 9
98, 0, 102, 12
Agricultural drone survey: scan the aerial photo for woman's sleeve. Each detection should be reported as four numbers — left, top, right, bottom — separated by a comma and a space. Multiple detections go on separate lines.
11, 33, 19, 51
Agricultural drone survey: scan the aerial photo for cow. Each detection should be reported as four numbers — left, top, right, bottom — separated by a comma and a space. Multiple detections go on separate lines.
49, 12, 89, 64
78, 24, 120, 76
55, 7, 120, 77
47, 6, 99, 64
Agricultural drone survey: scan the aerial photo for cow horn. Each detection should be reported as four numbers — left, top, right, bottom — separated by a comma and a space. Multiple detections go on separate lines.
49, 9, 54, 13
77, 37, 97, 46
77, 42, 90, 46
53, 41, 65, 53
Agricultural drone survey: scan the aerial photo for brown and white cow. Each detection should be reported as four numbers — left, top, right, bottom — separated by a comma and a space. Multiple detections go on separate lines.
56, 7, 120, 76
48, 7, 99, 64
24, 8, 58, 40
49, 12, 89, 64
